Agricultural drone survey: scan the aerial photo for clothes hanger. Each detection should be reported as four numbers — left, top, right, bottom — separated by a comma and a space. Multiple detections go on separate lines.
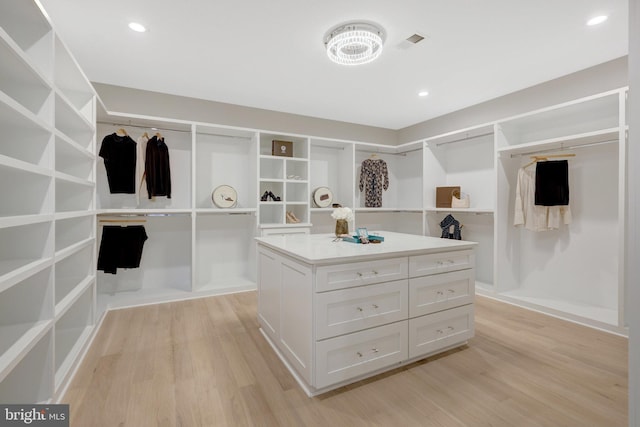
155, 132, 163, 139
116, 128, 128, 136
142, 131, 149, 139
369, 152, 378, 159
523, 153, 576, 169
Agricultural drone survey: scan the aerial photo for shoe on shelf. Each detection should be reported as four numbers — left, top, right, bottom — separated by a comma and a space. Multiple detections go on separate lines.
286, 211, 301, 223
268, 191, 281, 201
260, 191, 269, 201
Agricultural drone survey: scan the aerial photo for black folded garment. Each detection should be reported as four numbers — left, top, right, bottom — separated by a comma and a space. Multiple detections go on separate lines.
535, 160, 569, 206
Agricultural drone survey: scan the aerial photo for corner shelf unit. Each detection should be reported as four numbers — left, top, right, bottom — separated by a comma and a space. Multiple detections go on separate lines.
0, 0, 97, 404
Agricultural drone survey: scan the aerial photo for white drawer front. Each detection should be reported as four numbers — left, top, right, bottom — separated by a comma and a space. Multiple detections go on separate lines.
315, 280, 408, 340
409, 269, 475, 318
408, 305, 474, 359
315, 321, 408, 389
409, 250, 474, 277
316, 257, 408, 292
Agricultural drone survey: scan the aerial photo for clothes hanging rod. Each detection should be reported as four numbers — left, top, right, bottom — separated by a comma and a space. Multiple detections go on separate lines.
356, 149, 407, 157
433, 131, 494, 147
509, 138, 618, 158
97, 212, 191, 217
312, 144, 345, 150
98, 121, 192, 134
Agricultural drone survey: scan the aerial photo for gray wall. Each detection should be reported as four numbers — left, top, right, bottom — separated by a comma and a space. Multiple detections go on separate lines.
93, 82, 398, 145
398, 56, 628, 143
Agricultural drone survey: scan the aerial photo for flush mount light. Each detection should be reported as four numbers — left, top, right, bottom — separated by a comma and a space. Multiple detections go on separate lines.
418, 91, 429, 97
324, 22, 385, 66
128, 22, 147, 33
587, 15, 608, 26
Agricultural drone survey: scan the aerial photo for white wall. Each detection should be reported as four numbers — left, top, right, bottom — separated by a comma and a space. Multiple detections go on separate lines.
628, 1, 639, 425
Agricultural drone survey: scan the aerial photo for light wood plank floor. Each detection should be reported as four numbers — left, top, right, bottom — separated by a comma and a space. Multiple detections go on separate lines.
63, 293, 628, 427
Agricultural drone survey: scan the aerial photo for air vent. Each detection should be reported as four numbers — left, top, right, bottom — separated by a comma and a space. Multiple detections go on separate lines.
406, 33, 425, 44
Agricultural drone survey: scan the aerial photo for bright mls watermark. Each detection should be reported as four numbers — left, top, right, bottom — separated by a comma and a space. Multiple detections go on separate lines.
1, 405, 68, 426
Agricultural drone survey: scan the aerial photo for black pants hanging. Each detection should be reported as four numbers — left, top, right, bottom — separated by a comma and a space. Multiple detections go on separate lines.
97, 225, 148, 274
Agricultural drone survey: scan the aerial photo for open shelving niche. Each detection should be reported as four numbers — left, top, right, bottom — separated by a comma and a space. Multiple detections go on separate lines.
422, 124, 496, 293
492, 89, 626, 332
352, 141, 424, 236
0, 0, 97, 403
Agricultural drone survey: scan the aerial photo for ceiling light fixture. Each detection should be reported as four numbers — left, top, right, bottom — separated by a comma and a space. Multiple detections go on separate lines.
128, 22, 147, 33
418, 91, 429, 97
324, 22, 384, 66
587, 15, 608, 26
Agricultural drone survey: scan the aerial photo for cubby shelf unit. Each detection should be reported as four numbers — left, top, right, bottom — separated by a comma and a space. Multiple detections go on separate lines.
0, 0, 97, 404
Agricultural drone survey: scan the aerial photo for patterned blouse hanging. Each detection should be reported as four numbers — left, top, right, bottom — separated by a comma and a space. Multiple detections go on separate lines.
359, 158, 389, 208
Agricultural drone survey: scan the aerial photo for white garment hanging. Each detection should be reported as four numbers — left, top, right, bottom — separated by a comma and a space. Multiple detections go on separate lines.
514, 166, 571, 231
136, 134, 149, 204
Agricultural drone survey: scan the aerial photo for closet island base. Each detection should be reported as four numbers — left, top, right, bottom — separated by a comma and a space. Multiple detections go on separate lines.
256, 231, 477, 396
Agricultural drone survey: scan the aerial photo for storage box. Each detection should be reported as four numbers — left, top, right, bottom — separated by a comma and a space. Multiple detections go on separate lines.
272, 140, 293, 157
436, 186, 460, 208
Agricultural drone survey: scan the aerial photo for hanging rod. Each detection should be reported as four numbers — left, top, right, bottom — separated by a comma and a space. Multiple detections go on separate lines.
356, 149, 407, 157
97, 212, 191, 217
98, 121, 192, 134
312, 144, 345, 150
433, 131, 494, 147
509, 138, 618, 158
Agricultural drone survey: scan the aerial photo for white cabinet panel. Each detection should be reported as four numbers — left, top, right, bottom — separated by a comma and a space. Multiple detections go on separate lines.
409, 269, 475, 318
409, 304, 474, 359
315, 279, 408, 340
409, 250, 474, 277
315, 321, 407, 389
316, 257, 408, 292
257, 248, 280, 341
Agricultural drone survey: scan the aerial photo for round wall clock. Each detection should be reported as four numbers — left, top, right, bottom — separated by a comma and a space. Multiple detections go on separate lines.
312, 187, 333, 208
212, 185, 238, 208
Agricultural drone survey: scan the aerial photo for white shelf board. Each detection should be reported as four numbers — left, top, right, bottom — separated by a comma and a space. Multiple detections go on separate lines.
55, 131, 94, 160
54, 275, 95, 319
55, 90, 94, 131
356, 208, 424, 213
497, 128, 619, 156
259, 201, 284, 206
0, 320, 53, 383
425, 207, 494, 214
195, 208, 256, 215
285, 179, 309, 184
0, 214, 54, 229
499, 290, 619, 328
284, 202, 309, 206
54, 237, 94, 263
97, 286, 193, 312
194, 277, 256, 293
55, 211, 94, 221
55, 171, 94, 187
54, 325, 93, 390
259, 222, 312, 229
97, 209, 192, 216
0, 27, 53, 90
259, 178, 285, 183
0, 258, 53, 294
0, 153, 52, 177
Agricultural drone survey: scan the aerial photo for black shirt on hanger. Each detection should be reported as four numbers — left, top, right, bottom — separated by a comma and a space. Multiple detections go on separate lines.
145, 135, 171, 199
99, 133, 137, 194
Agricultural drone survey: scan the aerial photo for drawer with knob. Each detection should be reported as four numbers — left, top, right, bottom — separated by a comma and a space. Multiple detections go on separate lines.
315, 257, 408, 292
315, 321, 407, 389
409, 269, 474, 318
315, 279, 408, 340
409, 250, 474, 278
408, 304, 474, 359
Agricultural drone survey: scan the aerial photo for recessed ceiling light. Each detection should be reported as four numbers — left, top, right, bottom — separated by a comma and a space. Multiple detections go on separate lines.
418, 91, 429, 97
587, 15, 608, 26
128, 22, 147, 33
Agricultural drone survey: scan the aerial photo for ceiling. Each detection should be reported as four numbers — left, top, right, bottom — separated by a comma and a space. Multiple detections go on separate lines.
40, 0, 628, 130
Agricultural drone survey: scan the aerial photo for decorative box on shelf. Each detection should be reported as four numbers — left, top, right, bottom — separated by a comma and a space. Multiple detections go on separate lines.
272, 140, 293, 157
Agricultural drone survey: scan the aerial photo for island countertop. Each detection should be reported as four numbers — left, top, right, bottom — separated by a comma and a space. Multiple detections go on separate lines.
255, 231, 477, 265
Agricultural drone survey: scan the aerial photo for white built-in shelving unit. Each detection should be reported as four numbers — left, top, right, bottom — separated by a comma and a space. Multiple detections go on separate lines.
0, 0, 96, 403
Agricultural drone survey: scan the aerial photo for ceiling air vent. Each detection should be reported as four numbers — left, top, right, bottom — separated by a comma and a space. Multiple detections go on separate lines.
406, 33, 425, 44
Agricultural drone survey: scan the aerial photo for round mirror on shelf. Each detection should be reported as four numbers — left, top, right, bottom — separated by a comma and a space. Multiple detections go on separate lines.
312, 187, 333, 208
212, 185, 238, 208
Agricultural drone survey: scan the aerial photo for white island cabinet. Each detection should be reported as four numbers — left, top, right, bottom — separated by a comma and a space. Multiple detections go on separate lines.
256, 231, 477, 396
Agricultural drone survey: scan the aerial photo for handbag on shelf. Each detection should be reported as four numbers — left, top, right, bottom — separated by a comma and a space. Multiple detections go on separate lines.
451, 189, 470, 208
